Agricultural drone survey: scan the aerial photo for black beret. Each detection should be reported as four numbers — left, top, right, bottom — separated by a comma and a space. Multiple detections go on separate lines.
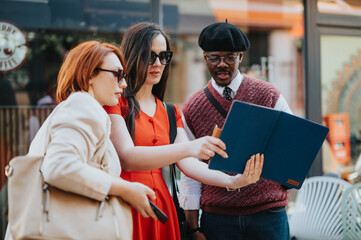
198, 22, 250, 52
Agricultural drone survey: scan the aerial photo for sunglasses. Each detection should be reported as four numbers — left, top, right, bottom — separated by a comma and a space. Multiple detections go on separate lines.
95, 68, 127, 84
149, 51, 173, 65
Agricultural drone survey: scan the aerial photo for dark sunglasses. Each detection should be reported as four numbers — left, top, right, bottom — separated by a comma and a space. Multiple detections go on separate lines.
95, 68, 127, 84
149, 51, 173, 65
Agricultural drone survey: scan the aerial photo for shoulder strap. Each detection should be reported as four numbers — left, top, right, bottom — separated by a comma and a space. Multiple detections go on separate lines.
163, 102, 180, 197
204, 86, 228, 118
164, 102, 177, 144
164, 102, 188, 236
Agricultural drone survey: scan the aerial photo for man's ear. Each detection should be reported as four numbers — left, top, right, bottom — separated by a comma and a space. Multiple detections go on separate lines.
239, 52, 244, 62
203, 51, 207, 61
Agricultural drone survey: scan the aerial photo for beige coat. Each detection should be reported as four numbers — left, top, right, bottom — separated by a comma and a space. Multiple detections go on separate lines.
32, 91, 121, 201
5, 92, 122, 239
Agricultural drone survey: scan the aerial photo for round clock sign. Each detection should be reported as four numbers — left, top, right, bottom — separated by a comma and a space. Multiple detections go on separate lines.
0, 20, 29, 73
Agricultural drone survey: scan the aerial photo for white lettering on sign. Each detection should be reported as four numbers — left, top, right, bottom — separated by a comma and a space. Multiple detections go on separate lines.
0, 21, 28, 73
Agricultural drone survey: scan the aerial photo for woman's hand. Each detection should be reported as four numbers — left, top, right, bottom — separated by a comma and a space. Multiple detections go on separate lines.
187, 136, 228, 160
227, 153, 264, 190
110, 179, 157, 220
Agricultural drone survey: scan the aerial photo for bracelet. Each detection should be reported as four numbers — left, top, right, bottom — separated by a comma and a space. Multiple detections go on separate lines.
190, 227, 201, 235
225, 176, 240, 192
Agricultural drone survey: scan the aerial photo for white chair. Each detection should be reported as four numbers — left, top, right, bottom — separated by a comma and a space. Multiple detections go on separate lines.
342, 182, 361, 240
289, 176, 351, 240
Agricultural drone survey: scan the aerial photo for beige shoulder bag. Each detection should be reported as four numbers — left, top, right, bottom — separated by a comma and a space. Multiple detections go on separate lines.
5, 109, 132, 240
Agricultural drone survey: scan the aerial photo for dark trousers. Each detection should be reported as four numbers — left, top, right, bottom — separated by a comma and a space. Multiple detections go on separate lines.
201, 207, 290, 240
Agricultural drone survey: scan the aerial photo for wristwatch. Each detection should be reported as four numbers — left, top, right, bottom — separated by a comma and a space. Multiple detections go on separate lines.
190, 227, 202, 235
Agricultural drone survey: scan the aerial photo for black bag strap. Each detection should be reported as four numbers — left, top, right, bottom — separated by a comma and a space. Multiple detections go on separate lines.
164, 102, 189, 239
164, 102, 177, 144
204, 86, 228, 118
163, 103, 181, 204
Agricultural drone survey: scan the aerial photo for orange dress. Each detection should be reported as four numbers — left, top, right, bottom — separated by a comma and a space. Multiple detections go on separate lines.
104, 96, 183, 240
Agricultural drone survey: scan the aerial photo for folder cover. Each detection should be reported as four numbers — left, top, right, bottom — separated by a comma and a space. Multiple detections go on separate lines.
208, 100, 329, 189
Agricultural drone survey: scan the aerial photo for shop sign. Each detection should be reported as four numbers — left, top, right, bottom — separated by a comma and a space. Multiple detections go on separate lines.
0, 20, 28, 73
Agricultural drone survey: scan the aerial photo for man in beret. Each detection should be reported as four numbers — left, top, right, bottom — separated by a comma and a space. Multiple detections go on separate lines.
180, 21, 293, 240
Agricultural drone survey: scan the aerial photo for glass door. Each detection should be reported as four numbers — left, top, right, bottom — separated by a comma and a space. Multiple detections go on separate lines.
320, 34, 361, 174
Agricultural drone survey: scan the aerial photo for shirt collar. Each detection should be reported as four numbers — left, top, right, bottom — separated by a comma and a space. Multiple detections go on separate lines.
211, 70, 243, 96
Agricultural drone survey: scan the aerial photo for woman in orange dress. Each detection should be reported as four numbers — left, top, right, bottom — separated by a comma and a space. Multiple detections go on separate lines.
104, 22, 264, 240
106, 96, 185, 239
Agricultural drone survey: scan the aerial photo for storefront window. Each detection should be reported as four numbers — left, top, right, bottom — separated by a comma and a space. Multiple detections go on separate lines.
321, 34, 361, 173
0, 0, 157, 106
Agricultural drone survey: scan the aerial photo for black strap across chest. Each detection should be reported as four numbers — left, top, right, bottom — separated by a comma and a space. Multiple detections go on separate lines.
204, 86, 228, 118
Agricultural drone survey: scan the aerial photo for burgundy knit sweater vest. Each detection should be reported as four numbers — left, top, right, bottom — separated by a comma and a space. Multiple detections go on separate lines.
182, 74, 289, 215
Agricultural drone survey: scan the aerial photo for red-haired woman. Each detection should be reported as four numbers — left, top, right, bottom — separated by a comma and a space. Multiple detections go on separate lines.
5, 41, 157, 240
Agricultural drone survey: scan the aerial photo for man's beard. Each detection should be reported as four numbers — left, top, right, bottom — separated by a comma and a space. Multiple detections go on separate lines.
213, 68, 233, 87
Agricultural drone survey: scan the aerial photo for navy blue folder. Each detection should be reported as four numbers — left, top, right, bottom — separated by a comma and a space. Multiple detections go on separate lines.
208, 100, 329, 189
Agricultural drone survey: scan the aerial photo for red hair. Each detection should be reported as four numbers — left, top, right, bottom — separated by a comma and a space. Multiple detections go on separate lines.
56, 41, 126, 102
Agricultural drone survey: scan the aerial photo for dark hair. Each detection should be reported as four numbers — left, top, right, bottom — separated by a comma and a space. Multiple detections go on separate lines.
120, 22, 171, 139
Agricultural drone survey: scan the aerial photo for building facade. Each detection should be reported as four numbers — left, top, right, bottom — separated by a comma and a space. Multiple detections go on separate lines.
1, 0, 361, 237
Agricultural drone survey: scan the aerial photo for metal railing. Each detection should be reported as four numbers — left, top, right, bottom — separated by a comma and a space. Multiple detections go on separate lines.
0, 105, 55, 238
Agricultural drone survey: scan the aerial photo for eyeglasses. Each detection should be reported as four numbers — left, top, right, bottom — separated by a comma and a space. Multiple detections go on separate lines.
95, 68, 127, 84
205, 54, 239, 66
149, 51, 173, 65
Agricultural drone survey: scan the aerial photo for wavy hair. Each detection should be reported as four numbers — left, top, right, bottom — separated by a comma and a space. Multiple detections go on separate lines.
56, 40, 126, 102
120, 22, 171, 139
